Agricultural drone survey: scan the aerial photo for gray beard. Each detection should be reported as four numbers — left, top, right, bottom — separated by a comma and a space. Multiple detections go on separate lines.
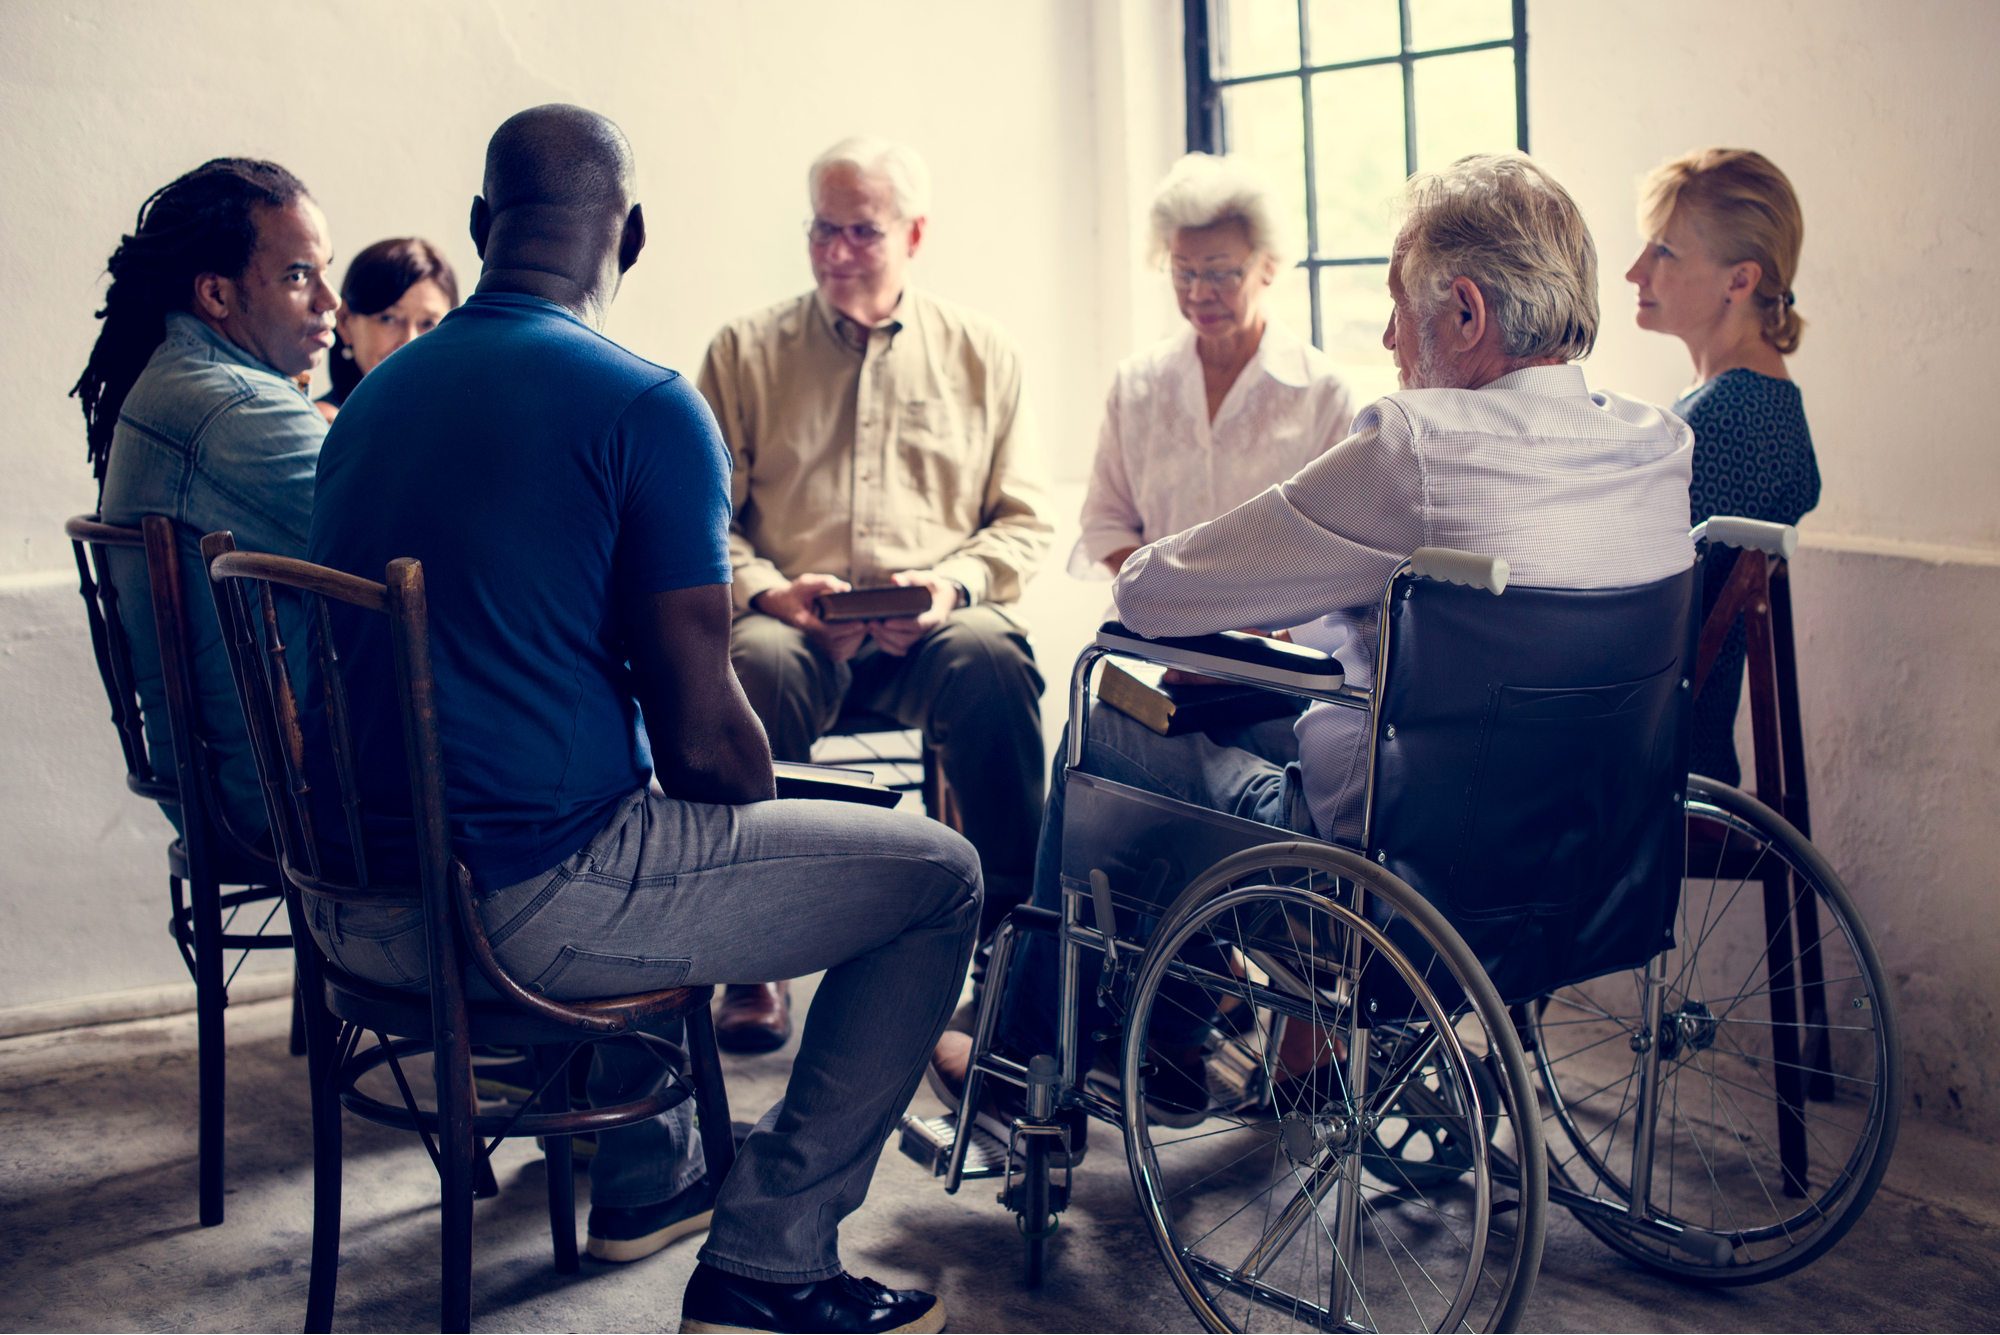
1412, 321, 1473, 390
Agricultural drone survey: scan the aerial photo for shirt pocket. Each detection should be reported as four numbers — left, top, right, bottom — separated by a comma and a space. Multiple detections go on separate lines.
895, 397, 987, 527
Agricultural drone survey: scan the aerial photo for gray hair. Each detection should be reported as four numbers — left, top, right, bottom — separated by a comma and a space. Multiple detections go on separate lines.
1148, 152, 1295, 268
808, 136, 931, 219
1399, 153, 1599, 363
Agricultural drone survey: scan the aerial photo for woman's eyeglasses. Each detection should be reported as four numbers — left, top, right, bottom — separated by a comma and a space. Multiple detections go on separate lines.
1171, 266, 1249, 295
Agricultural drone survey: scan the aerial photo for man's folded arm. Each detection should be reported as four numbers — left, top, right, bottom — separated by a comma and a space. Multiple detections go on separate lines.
621, 581, 777, 805
1112, 409, 1425, 639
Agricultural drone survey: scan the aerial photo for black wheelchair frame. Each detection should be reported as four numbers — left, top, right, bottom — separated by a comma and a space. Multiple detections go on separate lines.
897, 520, 1902, 1333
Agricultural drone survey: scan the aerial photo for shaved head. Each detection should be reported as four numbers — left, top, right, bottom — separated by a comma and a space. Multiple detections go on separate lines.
470, 104, 646, 328
483, 104, 635, 217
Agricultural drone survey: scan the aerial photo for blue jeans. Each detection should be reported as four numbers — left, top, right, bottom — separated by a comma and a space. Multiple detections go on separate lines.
997, 703, 1313, 1076
309, 786, 981, 1284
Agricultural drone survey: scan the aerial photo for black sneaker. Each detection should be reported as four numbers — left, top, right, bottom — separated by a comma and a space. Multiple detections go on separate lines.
678, 1263, 944, 1334
587, 1174, 718, 1263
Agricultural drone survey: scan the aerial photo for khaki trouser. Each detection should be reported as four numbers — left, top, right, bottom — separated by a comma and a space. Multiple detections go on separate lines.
730, 603, 1044, 927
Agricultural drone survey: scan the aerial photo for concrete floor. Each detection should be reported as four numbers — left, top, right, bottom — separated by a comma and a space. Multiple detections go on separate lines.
2, 981, 1997, 1334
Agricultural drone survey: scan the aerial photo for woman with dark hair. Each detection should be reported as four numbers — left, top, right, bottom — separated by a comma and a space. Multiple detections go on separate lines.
317, 237, 458, 419
75, 156, 335, 836
1625, 148, 1820, 785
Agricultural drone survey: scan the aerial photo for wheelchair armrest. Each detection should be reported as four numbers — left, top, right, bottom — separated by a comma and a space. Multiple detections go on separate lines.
1094, 622, 1345, 694
1691, 515, 1799, 558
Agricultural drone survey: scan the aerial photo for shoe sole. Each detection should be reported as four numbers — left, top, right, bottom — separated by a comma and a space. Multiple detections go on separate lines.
679, 1298, 946, 1334
586, 1207, 714, 1263
924, 1062, 1085, 1168
1083, 1072, 1210, 1129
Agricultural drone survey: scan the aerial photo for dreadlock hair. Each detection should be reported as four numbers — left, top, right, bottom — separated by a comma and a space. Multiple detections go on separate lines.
71, 157, 309, 488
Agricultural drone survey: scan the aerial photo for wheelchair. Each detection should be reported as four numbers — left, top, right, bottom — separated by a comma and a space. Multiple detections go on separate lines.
897, 519, 1902, 1332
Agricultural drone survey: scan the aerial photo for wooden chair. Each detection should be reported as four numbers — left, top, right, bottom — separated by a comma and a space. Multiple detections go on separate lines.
201, 532, 735, 1334
818, 707, 963, 832
64, 513, 297, 1228
1690, 526, 1834, 1170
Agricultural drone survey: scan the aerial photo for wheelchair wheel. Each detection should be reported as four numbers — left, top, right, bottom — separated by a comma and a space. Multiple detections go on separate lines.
1121, 841, 1546, 1333
1531, 776, 1901, 1283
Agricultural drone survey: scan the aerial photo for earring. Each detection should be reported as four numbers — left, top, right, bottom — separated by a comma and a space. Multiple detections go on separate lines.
339, 345, 354, 361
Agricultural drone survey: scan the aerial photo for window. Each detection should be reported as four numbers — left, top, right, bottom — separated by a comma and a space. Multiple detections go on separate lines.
1184, 0, 1527, 400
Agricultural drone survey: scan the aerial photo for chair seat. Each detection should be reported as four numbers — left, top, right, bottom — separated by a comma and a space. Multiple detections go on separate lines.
323, 965, 712, 1047
830, 707, 915, 736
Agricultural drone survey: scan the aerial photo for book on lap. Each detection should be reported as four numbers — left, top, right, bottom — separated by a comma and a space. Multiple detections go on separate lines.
1095, 660, 1302, 738
772, 760, 902, 807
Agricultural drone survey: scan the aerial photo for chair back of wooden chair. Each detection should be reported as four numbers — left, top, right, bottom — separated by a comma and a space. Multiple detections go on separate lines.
1692, 545, 1812, 836
64, 515, 174, 808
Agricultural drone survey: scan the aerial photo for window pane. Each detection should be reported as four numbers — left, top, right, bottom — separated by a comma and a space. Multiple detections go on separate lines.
1318, 263, 1401, 407
1213, 0, 1299, 79
1219, 78, 1309, 258
1310, 64, 1406, 257
1263, 261, 1315, 351
1408, 0, 1513, 50
1412, 46, 1518, 170
1303, 0, 1401, 65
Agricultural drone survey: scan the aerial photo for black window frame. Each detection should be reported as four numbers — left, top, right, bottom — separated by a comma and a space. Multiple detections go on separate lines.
1183, 0, 1529, 347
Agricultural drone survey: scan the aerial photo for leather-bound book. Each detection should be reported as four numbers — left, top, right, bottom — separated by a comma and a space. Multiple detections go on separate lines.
1095, 660, 1302, 738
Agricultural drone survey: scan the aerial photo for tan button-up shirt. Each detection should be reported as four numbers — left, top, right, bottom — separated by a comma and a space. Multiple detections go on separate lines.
697, 287, 1053, 614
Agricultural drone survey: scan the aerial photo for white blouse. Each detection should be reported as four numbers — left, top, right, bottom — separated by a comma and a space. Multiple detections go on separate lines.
1071, 319, 1355, 577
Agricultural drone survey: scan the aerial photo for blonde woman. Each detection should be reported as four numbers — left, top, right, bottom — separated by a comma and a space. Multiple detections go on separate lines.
1626, 148, 1820, 785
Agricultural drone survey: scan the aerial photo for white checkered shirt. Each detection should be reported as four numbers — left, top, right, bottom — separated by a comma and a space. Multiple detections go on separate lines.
1112, 364, 1695, 841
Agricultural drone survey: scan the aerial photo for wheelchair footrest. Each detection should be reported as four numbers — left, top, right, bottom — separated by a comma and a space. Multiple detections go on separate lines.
898, 1112, 1009, 1180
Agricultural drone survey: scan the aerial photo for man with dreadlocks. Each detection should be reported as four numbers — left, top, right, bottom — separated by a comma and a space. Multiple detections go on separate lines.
76, 158, 338, 838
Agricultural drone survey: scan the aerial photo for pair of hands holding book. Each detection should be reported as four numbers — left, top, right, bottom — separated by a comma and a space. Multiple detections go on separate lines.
751, 570, 959, 663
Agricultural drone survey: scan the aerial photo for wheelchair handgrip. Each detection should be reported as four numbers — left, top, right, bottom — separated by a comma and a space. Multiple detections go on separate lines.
1410, 546, 1509, 594
1692, 515, 1799, 558
1093, 622, 1345, 694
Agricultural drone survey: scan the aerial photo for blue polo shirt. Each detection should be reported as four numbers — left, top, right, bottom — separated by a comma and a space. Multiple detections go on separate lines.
308, 292, 732, 888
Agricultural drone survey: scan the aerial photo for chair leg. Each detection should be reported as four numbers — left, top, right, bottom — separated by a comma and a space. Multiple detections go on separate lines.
435, 1001, 477, 1333
191, 869, 227, 1227
687, 1008, 737, 1183
537, 1044, 578, 1273
290, 962, 308, 1057
295, 946, 344, 1335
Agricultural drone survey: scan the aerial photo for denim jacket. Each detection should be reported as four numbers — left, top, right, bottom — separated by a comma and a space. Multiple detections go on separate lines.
99, 312, 326, 839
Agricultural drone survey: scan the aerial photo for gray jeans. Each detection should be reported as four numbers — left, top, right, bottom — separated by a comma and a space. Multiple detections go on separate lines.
307, 786, 981, 1283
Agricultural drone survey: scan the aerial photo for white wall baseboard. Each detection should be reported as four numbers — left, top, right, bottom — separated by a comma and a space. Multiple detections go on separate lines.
0, 970, 294, 1040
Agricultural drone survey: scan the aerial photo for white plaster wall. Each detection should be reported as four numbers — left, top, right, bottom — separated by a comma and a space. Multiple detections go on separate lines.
0, 0, 1173, 1010
1530, 0, 2000, 1136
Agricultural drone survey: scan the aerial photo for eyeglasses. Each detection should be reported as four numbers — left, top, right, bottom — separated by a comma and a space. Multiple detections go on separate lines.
806, 219, 892, 249
1171, 266, 1250, 294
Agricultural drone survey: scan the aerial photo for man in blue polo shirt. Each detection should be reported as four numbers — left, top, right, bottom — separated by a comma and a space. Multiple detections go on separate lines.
307, 105, 974, 1335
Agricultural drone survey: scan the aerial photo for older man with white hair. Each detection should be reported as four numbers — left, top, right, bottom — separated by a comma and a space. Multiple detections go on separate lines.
699, 137, 1053, 1051
934, 152, 1697, 1146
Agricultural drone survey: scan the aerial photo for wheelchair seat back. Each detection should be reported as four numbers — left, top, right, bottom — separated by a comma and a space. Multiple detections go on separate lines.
1367, 565, 1696, 1007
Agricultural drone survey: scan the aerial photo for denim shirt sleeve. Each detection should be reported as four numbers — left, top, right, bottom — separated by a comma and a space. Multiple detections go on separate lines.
182, 380, 325, 558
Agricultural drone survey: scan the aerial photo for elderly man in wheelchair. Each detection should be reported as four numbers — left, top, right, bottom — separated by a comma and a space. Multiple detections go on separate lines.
905, 154, 1901, 1334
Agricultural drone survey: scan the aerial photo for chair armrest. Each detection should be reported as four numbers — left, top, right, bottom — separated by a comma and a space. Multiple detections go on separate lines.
1692, 516, 1799, 558
1410, 546, 1509, 594
1093, 622, 1346, 694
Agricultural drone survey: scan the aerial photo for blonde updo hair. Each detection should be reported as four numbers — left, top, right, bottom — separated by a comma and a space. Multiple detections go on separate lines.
1639, 148, 1805, 353
1148, 152, 1296, 269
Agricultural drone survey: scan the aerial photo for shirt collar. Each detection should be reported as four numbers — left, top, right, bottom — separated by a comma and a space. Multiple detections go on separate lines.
814, 287, 907, 352
1482, 363, 1590, 398
164, 309, 294, 382
1175, 316, 1314, 390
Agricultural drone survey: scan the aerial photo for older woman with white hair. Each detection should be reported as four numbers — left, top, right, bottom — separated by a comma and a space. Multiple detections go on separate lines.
1075, 153, 1353, 580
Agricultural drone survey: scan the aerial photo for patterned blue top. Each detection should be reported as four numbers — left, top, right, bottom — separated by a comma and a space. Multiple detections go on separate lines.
1676, 369, 1820, 785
